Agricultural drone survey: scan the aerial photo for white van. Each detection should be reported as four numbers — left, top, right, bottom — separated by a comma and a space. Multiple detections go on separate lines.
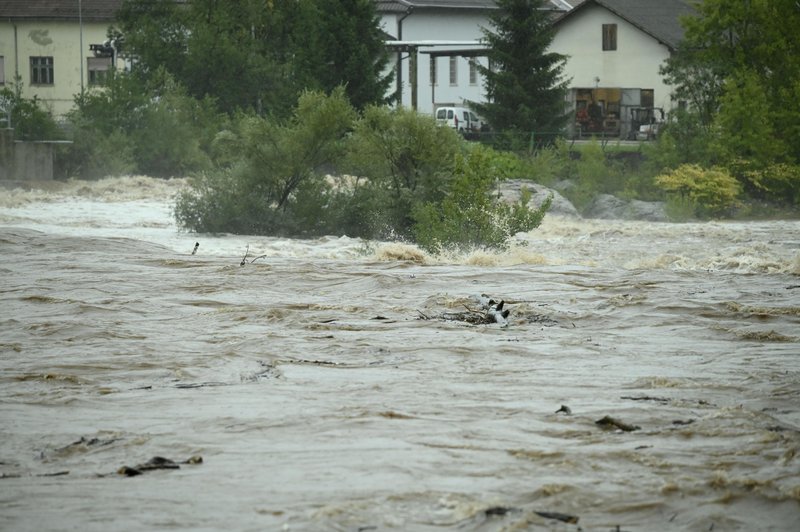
435, 106, 482, 135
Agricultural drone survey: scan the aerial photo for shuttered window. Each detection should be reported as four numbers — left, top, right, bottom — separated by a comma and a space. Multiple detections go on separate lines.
88, 57, 112, 86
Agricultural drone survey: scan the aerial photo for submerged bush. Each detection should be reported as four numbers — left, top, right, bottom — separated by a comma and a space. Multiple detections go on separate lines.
175, 88, 356, 235
412, 145, 550, 252
175, 94, 550, 249
655, 164, 741, 218
341, 105, 463, 238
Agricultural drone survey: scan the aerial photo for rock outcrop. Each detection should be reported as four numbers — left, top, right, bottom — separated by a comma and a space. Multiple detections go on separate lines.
584, 194, 668, 222
495, 180, 581, 218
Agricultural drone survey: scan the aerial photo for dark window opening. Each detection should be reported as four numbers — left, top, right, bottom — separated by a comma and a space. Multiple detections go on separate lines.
31, 56, 54, 85
602, 24, 617, 51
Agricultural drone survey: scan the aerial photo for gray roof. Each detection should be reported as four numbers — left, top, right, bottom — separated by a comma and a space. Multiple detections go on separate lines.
0, 0, 125, 22
554, 0, 696, 49
374, 0, 575, 12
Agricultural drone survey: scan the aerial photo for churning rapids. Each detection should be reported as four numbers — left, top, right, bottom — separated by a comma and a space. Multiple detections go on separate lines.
1, 176, 799, 531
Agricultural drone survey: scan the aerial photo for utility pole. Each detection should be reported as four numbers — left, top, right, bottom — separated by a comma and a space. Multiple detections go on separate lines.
79, 0, 85, 93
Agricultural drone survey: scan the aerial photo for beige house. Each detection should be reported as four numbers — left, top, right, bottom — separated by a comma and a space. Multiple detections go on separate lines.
552, 0, 695, 138
0, 0, 123, 119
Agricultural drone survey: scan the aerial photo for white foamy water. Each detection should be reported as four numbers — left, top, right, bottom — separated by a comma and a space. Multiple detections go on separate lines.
1, 176, 799, 531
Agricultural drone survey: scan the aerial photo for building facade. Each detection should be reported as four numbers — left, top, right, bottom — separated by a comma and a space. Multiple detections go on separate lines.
376, 0, 576, 115
552, 0, 695, 138
0, 0, 123, 119
0, 0, 693, 140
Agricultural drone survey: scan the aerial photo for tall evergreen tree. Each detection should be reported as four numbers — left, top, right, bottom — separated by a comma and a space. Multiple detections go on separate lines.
314, 0, 394, 110
475, 0, 569, 135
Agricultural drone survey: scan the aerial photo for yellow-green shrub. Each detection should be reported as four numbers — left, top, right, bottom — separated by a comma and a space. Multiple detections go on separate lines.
739, 162, 800, 206
655, 164, 741, 218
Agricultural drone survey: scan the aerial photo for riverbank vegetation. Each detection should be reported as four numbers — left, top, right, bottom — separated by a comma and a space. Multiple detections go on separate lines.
3, 0, 799, 250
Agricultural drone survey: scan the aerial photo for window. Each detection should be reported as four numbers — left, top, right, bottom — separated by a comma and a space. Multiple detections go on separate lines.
469, 59, 478, 85
0, 56, 5, 85
430, 57, 437, 86
449, 56, 457, 86
640, 89, 654, 108
30, 56, 54, 85
88, 57, 112, 86
602, 24, 617, 51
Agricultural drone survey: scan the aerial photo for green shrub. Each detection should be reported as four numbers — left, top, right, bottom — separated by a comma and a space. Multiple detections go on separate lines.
341, 105, 463, 238
412, 145, 550, 252
0, 81, 62, 141
557, 139, 623, 213
176, 88, 357, 235
131, 84, 216, 177
64, 68, 222, 179
655, 163, 741, 218
524, 142, 567, 186
663, 194, 696, 222
729, 159, 800, 207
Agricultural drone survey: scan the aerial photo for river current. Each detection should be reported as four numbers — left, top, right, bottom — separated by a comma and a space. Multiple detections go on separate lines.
1, 176, 799, 531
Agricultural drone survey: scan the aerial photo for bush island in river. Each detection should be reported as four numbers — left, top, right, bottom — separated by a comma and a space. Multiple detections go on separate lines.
174, 90, 548, 251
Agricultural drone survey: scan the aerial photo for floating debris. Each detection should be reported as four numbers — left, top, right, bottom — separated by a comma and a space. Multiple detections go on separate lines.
118, 455, 203, 477
620, 395, 670, 403
240, 244, 267, 266
191, 242, 199, 255
555, 404, 572, 415
478, 506, 578, 525
534, 510, 579, 524
595, 415, 640, 432
485, 506, 517, 516
417, 294, 511, 327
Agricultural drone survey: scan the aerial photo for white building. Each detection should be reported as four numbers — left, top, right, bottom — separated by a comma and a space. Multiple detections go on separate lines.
375, 0, 575, 114
376, 0, 695, 138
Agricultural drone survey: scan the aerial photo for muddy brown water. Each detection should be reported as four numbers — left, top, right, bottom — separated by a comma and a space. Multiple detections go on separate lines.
1, 177, 799, 531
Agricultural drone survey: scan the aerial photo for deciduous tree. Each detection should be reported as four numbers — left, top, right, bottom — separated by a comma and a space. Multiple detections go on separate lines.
116, 0, 392, 116
660, 0, 800, 163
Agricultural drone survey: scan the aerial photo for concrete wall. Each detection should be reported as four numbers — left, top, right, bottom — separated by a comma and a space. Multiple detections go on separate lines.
0, 128, 13, 179
0, 128, 57, 181
14, 141, 55, 181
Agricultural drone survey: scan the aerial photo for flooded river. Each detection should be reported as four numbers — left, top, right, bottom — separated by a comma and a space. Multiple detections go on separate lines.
1, 176, 799, 531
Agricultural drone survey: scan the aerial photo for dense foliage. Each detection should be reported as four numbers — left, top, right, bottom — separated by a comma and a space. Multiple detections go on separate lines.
0, 80, 62, 141
659, 0, 800, 208
175, 91, 549, 250
475, 0, 570, 140
115, 0, 392, 117
413, 145, 551, 252
63, 68, 220, 179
